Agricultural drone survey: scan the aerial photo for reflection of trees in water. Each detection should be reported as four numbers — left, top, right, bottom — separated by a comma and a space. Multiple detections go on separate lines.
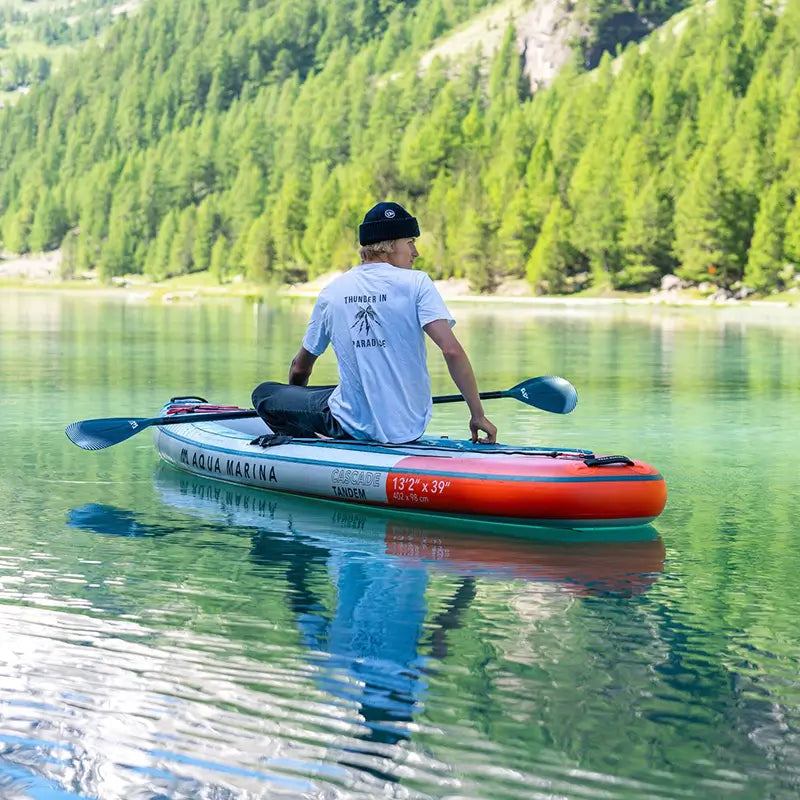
633, 599, 800, 789
430, 590, 800, 796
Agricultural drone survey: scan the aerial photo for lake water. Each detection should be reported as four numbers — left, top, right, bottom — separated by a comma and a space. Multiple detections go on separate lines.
1, 290, 800, 799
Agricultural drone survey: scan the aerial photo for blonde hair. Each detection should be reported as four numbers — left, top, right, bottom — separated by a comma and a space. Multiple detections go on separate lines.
359, 239, 396, 263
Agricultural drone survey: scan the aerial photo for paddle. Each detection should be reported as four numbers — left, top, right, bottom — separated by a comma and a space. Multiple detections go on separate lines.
65, 375, 577, 451
434, 375, 577, 414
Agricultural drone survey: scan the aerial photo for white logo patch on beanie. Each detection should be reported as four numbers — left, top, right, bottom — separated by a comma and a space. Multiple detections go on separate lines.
384, 209, 396, 218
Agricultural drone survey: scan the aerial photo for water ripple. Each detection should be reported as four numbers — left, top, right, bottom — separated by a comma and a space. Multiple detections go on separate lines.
0, 603, 448, 798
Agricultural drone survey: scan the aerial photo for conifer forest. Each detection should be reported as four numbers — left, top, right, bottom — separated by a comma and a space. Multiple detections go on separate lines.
1, 0, 798, 295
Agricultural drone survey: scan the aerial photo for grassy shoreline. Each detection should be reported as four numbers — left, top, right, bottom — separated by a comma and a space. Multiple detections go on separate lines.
2, 253, 799, 309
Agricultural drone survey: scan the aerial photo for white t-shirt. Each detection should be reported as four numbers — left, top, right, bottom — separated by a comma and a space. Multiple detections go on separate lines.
302, 262, 455, 443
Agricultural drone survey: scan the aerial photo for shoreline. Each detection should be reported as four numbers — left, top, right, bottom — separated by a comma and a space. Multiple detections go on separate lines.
2, 251, 799, 310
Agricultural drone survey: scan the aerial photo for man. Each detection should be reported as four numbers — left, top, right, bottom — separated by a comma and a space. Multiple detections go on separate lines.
252, 201, 497, 445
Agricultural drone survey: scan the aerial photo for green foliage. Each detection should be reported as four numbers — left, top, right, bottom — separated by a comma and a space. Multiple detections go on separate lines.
783, 199, 800, 267
0, 0, 119, 96
567, 129, 624, 287
617, 176, 674, 289
526, 200, 580, 294
0, 0, 797, 295
59, 228, 79, 279
28, 187, 67, 251
744, 180, 789, 291
673, 147, 750, 286
192, 197, 219, 274
144, 209, 178, 282
2, 203, 31, 253
243, 213, 272, 283
209, 234, 230, 283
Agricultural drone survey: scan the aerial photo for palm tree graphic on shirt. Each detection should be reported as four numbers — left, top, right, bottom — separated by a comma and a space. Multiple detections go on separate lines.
352, 304, 381, 337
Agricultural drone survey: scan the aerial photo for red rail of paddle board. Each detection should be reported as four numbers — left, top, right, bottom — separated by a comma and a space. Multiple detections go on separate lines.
385, 455, 667, 521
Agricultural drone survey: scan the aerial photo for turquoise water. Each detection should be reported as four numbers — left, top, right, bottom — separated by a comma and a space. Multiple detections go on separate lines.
2, 291, 800, 798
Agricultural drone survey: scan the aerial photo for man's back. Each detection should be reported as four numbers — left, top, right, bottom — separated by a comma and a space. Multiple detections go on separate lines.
303, 263, 454, 443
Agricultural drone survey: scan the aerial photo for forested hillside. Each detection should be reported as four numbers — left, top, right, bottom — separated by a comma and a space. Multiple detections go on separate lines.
0, 0, 127, 103
0, 0, 798, 295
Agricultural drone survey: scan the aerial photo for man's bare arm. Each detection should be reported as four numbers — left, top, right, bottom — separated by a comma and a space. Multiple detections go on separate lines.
288, 347, 318, 386
423, 319, 497, 444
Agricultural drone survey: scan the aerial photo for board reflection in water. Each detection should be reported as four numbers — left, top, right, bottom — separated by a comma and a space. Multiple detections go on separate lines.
150, 465, 665, 597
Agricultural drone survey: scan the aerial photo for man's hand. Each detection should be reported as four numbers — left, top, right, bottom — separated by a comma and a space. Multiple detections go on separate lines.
470, 414, 497, 444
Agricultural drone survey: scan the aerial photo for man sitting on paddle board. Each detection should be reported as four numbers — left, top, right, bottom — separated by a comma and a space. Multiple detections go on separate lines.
252, 201, 497, 445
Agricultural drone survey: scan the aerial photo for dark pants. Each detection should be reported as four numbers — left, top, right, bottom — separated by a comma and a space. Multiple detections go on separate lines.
252, 382, 352, 439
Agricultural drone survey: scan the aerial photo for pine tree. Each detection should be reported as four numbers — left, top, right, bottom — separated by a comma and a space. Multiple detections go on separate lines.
496, 186, 534, 281
145, 209, 178, 281
169, 206, 197, 275
29, 189, 67, 252
487, 24, 526, 117
209, 234, 230, 283
744, 180, 788, 291
270, 174, 307, 275
2, 206, 32, 254
783, 198, 800, 268
616, 134, 674, 287
99, 196, 135, 279
619, 176, 674, 288
301, 164, 346, 277
674, 149, 746, 286
60, 229, 79, 280
439, 173, 474, 280
459, 207, 493, 294
396, 75, 460, 193
568, 140, 624, 288
75, 230, 100, 274
483, 108, 526, 233
774, 79, 800, 188
415, 0, 446, 47
243, 214, 272, 282
526, 200, 579, 294
227, 158, 265, 240
193, 197, 219, 273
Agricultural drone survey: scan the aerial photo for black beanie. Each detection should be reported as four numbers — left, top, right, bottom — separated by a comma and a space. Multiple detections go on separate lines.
358, 201, 420, 245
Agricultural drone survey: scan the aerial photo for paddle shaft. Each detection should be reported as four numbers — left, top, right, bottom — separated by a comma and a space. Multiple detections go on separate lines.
433, 390, 504, 404
145, 409, 259, 426
147, 392, 496, 427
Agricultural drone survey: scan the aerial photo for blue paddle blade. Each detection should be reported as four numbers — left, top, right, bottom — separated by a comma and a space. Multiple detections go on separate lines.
65, 417, 153, 450
507, 376, 578, 414
66, 409, 260, 450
